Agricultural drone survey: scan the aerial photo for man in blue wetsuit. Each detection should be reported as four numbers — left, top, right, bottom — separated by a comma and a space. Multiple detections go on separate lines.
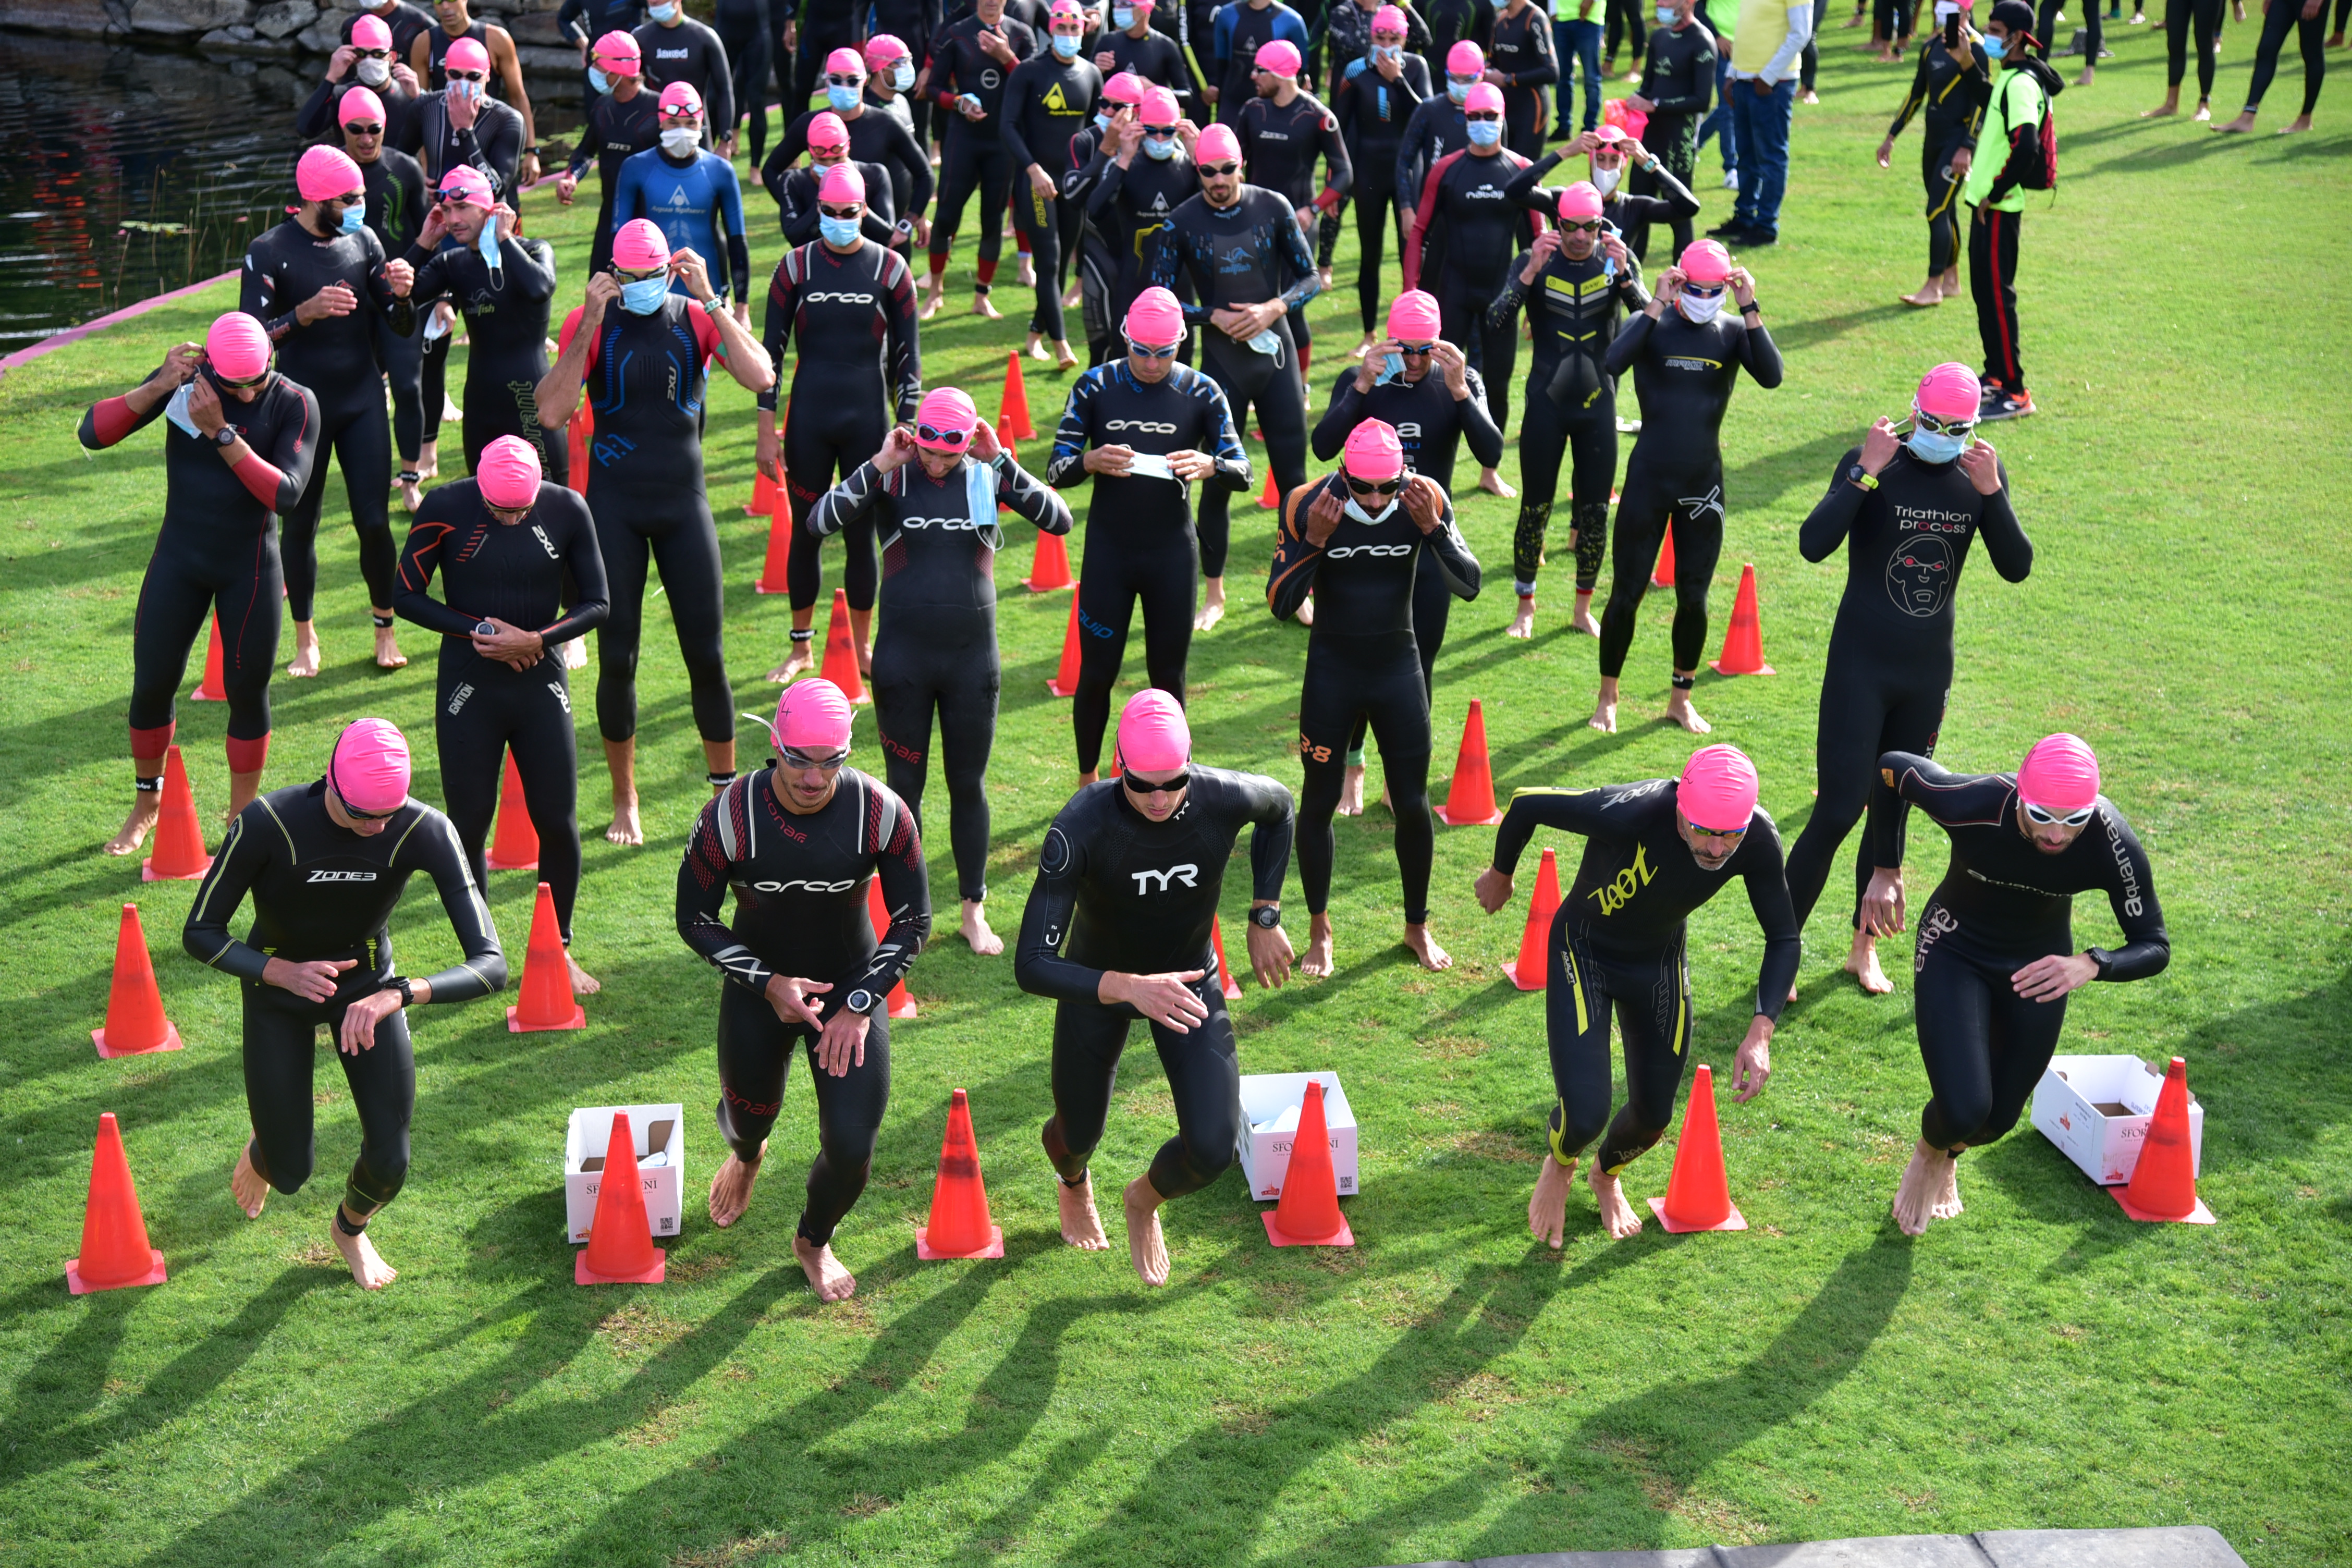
613, 80, 753, 321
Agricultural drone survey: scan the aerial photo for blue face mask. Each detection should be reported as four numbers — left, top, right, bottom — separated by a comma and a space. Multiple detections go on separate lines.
1981, 34, 2006, 57
339, 203, 367, 235
588, 66, 610, 93
1373, 44, 1402, 62
1052, 33, 1080, 57
827, 83, 861, 111
1379, 352, 1406, 384
477, 218, 501, 269
1447, 78, 1471, 103
1466, 119, 1501, 146
1907, 427, 1967, 464
819, 214, 861, 248
891, 60, 915, 90
648, 2, 677, 20
1657, 3, 1678, 19
1112, 4, 1135, 24
1096, 109, 1115, 130
619, 275, 670, 314
1143, 134, 1177, 160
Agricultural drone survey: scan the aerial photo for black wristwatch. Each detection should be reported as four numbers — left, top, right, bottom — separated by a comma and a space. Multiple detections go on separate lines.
1251, 903, 1282, 930
1847, 464, 1879, 491
214, 425, 238, 447
844, 987, 880, 1016
391, 976, 416, 1008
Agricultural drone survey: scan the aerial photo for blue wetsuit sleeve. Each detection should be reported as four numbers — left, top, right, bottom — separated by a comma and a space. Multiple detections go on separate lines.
1602, 307, 1655, 377
811, 459, 884, 538
182, 808, 273, 982
401, 812, 508, 1000
1012, 804, 1105, 1002
1046, 371, 1096, 487
1458, 368, 1505, 469
1738, 817, 1803, 1021
1798, 445, 1869, 564
1979, 464, 2032, 582
676, 789, 775, 994
1214, 5, 1235, 69
1491, 786, 1618, 877
1202, 375, 1251, 492
2087, 813, 2169, 982
997, 453, 1074, 534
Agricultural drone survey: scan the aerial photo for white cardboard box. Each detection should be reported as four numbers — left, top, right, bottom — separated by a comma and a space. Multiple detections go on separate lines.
564, 1103, 685, 1243
2030, 1055, 2203, 1187
1236, 1071, 1359, 1200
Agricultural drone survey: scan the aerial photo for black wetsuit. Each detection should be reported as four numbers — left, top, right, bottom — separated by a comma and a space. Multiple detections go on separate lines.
1424, 0, 1496, 80
1061, 120, 1122, 363
82, 365, 319, 776
419, 18, 494, 90
1784, 446, 2030, 935
1098, 20, 1203, 113
184, 779, 506, 1220
240, 216, 416, 621
296, 73, 422, 157
1493, 778, 1799, 1171
569, 85, 664, 276
1885, 34, 1990, 279
1214, 0, 1309, 125
1333, 55, 1431, 332
760, 238, 923, 618
633, 15, 737, 148
345, 0, 435, 60
1082, 137, 1199, 345
2165, 0, 2226, 103
676, 768, 932, 1243
343, 149, 431, 472
1267, 472, 1480, 923
393, 480, 611, 942
1045, 360, 1252, 773
764, 107, 936, 250
1876, 754, 2169, 1154
405, 232, 565, 483
1015, 770, 1296, 1198
2240, 0, 2329, 119
1406, 148, 1537, 434
811, 452, 1072, 901
558, 295, 737, 744
1148, 184, 1321, 579
1392, 91, 1468, 215
1597, 301, 1782, 679
397, 90, 526, 198
1001, 51, 1101, 340
767, 159, 902, 249
792, 0, 868, 111
1507, 145, 1698, 272
1487, 2, 1558, 155
1238, 88, 1352, 352
1631, 18, 1716, 258
928, 10, 1040, 287
714, 0, 773, 161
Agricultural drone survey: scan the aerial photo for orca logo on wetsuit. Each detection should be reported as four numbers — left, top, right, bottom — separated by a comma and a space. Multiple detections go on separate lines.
307, 869, 381, 883
744, 878, 859, 893
804, 291, 877, 304
1130, 863, 1200, 893
1105, 419, 1178, 434
1885, 534, 1954, 618
1326, 543, 1413, 558
900, 514, 986, 531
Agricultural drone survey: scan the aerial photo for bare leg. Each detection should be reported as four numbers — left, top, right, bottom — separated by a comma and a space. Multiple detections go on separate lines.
1403, 921, 1452, 972
1337, 763, 1366, 815
1300, 911, 1336, 977
1938, 265, 1962, 297
1016, 252, 1036, 288
973, 290, 1005, 320
1054, 340, 1081, 370
1194, 577, 1226, 632
767, 609, 818, 681
1590, 675, 1620, 733
287, 620, 322, 678
603, 737, 643, 847
1588, 1162, 1644, 1239
373, 614, 407, 669
1901, 277, 1945, 306
105, 768, 165, 856
794, 1233, 858, 1300
1026, 330, 1051, 361
1077, 768, 1100, 787
1528, 1155, 1574, 1248
2215, 107, 2259, 131
228, 767, 265, 819
920, 276, 947, 321
332, 1207, 398, 1289
1506, 594, 1537, 639
2142, 86, 2182, 115
702, 738, 736, 789
1892, 1138, 1965, 1234
960, 897, 1002, 956
1122, 1172, 1170, 1286
848, 606, 874, 678
1478, 466, 1517, 499
1663, 678, 1711, 734
1057, 1173, 1110, 1249
1570, 589, 1601, 636
567, 950, 603, 995
2282, 112, 2314, 132
1844, 927, 1893, 995
708, 1141, 765, 1227
230, 1140, 270, 1218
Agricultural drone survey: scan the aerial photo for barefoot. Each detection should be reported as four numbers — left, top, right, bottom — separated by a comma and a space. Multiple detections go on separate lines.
2282, 113, 2313, 133
1900, 284, 1943, 307
230, 1142, 270, 1219
1122, 1175, 1170, 1286
1055, 342, 1081, 372
1663, 688, 1711, 734
794, 1234, 858, 1300
373, 623, 407, 669
1403, 921, 1452, 972
1337, 763, 1366, 816
1318, 265, 1334, 293
1016, 254, 1037, 288
766, 641, 817, 683
1026, 332, 1051, 361
973, 291, 1004, 320
1843, 930, 1893, 996
286, 622, 322, 678
1350, 334, 1376, 360
1892, 1139, 1963, 1235
1062, 284, 1084, 311
1290, 595, 1313, 627
1506, 595, 1537, 639
1300, 912, 1335, 978
2077, 65, 2095, 85
960, 898, 1003, 956
2214, 109, 2256, 131
397, 474, 423, 512
605, 795, 644, 847
1569, 601, 1602, 636
1589, 695, 1618, 733
105, 793, 162, 856
1057, 1175, 1110, 1249
1588, 1165, 1644, 1239
1478, 466, 1517, 499
1194, 584, 1226, 632
562, 636, 588, 669
1528, 1156, 1574, 1249
332, 1217, 399, 1290
708, 1144, 765, 1227
566, 950, 603, 996
2193, 101, 2213, 121
919, 285, 946, 321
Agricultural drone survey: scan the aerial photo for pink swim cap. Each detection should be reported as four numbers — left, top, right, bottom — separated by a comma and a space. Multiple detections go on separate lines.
1342, 418, 1405, 483
773, 679, 854, 753
1386, 288, 1440, 342
658, 79, 703, 115
339, 85, 387, 127
1915, 361, 1980, 423
1373, 4, 1408, 32
1255, 38, 1302, 76
914, 386, 978, 449
445, 36, 490, 74
807, 109, 850, 149
1447, 40, 1485, 74
1115, 688, 1191, 775
1141, 85, 1181, 124
1590, 122, 1629, 146
1104, 70, 1146, 105
1195, 121, 1242, 165
865, 32, 908, 66
1050, 0, 1084, 18
351, 13, 394, 48
330, 718, 412, 814
2018, 733, 2100, 813
438, 164, 494, 206
1125, 285, 1185, 345
476, 434, 541, 507
1464, 81, 1505, 115
818, 162, 866, 205
1679, 744, 1758, 832
1679, 238, 1733, 284
1558, 180, 1604, 221
205, 311, 272, 382
826, 45, 865, 74
297, 143, 364, 204
593, 29, 640, 68
611, 217, 671, 272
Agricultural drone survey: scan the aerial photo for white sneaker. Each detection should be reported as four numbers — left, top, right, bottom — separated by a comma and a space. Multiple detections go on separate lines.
1616, 415, 1643, 433
1722, 168, 1740, 191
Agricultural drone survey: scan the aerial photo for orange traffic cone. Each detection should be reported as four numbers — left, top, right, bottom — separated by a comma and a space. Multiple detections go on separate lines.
92, 903, 183, 1059
142, 744, 212, 881
1647, 1064, 1748, 1233
1708, 563, 1775, 677
507, 881, 586, 1032
2114, 1057, 2215, 1223
1258, 467, 1281, 509
65, 1112, 168, 1294
1650, 522, 1676, 589
566, 405, 591, 497
485, 751, 540, 871
575, 1109, 666, 1283
865, 878, 917, 1019
189, 615, 227, 701
745, 468, 778, 518
1504, 848, 1561, 992
1210, 913, 1243, 999
816, 587, 869, 703
915, 1088, 1005, 1258
1263, 1079, 1353, 1246
1023, 526, 1073, 592
753, 487, 795, 594
1046, 588, 1083, 697
1435, 700, 1504, 826
1001, 351, 1034, 439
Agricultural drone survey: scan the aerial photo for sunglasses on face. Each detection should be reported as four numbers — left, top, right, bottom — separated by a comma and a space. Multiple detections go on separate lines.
2023, 801, 2094, 827
1126, 338, 1181, 358
1123, 769, 1190, 796
1558, 218, 1603, 235
1685, 820, 1747, 840
1913, 408, 1977, 438
1198, 161, 1240, 177
779, 746, 851, 771
356, 46, 393, 59
325, 191, 365, 207
344, 120, 386, 136
915, 422, 971, 447
211, 367, 270, 390
1345, 474, 1403, 496
485, 500, 534, 521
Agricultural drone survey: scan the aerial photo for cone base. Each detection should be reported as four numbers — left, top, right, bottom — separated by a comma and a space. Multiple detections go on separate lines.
1261, 1209, 1354, 1247
93, 1022, 185, 1060
752, 580, 792, 594
1647, 1196, 1747, 1233
2112, 1188, 2215, 1225
575, 1248, 666, 1284
1046, 678, 1079, 697
1504, 959, 1544, 992
67, 1250, 168, 1294
915, 1224, 1005, 1260
1021, 577, 1072, 594
1219, 977, 1242, 1001
1435, 805, 1504, 827
142, 855, 213, 882
508, 1002, 588, 1033
485, 854, 541, 872
188, 687, 226, 702
886, 991, 918, 1020
1708, 660, 1776, 677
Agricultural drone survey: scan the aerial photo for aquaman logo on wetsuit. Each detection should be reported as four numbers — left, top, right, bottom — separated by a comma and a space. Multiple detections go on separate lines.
1886, 534, 1955, 617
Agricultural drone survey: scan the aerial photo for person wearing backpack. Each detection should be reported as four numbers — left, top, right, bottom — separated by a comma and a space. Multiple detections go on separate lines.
1961, 0, 2056, 422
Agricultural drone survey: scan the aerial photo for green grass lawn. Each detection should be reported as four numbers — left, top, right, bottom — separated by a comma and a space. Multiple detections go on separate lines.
2, 32, 2348, 1567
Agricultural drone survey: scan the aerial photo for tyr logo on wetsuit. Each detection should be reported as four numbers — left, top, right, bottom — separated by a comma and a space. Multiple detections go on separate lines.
1129, 863, 1200, 892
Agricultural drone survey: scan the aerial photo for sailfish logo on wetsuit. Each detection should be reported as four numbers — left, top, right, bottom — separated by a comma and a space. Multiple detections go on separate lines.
1219, 243, 1257, 277
1886, 534, 1954, 617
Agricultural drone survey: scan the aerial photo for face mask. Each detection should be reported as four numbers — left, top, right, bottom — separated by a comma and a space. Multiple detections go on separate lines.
1677, 291, 1723, 324
1143, 134, 1176, 159
1374, 44, 1401, 62
1247, 327, 1284, 358
964, 459, 996, 528
1343, 493, 1398, 524
452, 79, 481, 101
1981, 34, 2006, 57
1379, 352, 1406, 384
1113, 4, 1135, 23
620, 275, 669, 314
891, 60, 915, 90
648, 2, 677, 19
1656, 4, 1677, 20
340, 202, 368, 235
1592, 165, 1621, 194
659, 126, 699, 156
1052, 33, 1080, 57
358, 57, 390, 85
827, 83, 861, 111
478, 217, 501, 269
1466, 119, 1501, 147
587, 65, 610, 92
819, 213, 861, 247
1447, 79, 1470, 103
1908, 426, 1966, 463
164, 383, 202, 439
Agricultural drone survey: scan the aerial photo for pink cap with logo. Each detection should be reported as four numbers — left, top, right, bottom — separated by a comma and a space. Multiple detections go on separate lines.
1343, 418, 1405, 483
351, 14, 394, 48
1125, 285, 1185, 345
330, 718, 412, 814
807, 110, 850, 149
445, 36, 490, 74
1115, 688, 1191, 775
1255, 38, 1302, 76
1386, 288, 1440, 341
658, 79, 703, 115
593, 29, 640, 68
1105, 70, 1145, 105
339, 85, 387, 127
297, 143, 364, 203
1141, 85, 1181, 124
773, 679, 854, 753
476, 435, 541, 507
818, 162, 866, 205
612, 217, 671, 272
914, 386, 979, 449
1195, 121, 1242, 164
1558, 180, 1604, 221
1464, 81, 1504, 114
1679, 237, 1733, 284
1679, 744, 1759, 832
2018, 734, 2100, 813
205, 311, 272, 382
1373, 4, 1408, 32
826, 45, 865, 74
1447, 40, 1485, 74
1915, 362, 1980, 422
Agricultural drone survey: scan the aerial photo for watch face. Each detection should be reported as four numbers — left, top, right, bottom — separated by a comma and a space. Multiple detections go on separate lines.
1253, 906, 1281, 928
847, 989, 876, 1015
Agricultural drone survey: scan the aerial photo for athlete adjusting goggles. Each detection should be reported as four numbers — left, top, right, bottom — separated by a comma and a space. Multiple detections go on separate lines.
1345, 473, 1404, 496
1126, 337, 1181, 359
1558, 217, 1604, 235
1123, 769, 1190, 796
208, 359, 271, 390
446, 68, 488, 83
779, 745, 852, 771
2023, 801, 2096, 828
1141, 123, 1180, 138
1395, 340, 1436, 356
915, 421, 972, 448
1680, 281, 1726, 300
1912, 408, 1977, 438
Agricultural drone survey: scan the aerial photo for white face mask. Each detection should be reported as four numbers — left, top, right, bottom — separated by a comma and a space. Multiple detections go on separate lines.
1343, 494, 1398, 524
1592, 165, 1621, 195
357, 56, 391, 85
659, 125, 700, 156
891, 60, 915, 90
1677, 291, 1724, 324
